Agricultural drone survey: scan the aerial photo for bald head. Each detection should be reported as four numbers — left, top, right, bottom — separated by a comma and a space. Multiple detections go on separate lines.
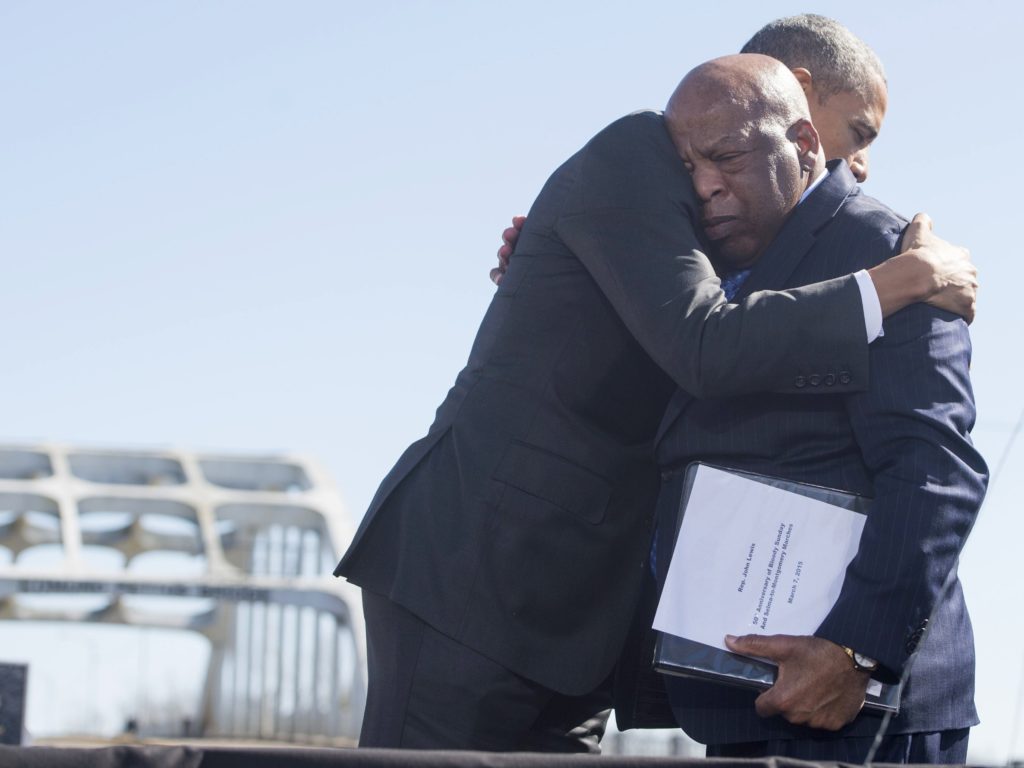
666, 54, 812, 145
664, 54, 824, 268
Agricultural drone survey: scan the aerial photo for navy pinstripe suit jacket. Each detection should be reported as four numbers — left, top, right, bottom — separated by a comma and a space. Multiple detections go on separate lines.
651, 161, 988, 744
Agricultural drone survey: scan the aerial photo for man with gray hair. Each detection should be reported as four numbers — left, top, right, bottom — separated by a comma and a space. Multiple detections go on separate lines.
741, 13, 887, 184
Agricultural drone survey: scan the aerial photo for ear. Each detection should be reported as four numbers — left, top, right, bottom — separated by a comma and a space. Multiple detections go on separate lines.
791, 118, 821, 173
790, 67, 814, 98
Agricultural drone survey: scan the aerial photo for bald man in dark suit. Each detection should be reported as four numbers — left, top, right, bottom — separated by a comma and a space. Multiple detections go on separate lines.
642, 54, 985, 764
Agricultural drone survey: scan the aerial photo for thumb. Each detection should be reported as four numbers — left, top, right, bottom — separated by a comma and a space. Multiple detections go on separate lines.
725, 633, 787, 662
909, 212, 934, 231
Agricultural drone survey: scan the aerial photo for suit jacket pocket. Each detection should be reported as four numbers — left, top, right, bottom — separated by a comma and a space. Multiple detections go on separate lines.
492, 440, 611, 524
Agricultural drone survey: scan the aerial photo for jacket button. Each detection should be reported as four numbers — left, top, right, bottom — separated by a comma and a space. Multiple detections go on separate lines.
824, 373, 836, 386
905, 619, 929, 654
809, 374, 821, 387
905, 630, 923, 654
839, 371, 852, 385
794, 375, 807, 388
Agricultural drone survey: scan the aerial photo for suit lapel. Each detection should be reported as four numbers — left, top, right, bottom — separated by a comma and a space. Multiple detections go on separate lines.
655, 162, 859, 449
733, 161, 858, 302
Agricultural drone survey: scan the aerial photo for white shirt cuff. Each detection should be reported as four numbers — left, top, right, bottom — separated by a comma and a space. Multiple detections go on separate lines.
854, 269, 884, 342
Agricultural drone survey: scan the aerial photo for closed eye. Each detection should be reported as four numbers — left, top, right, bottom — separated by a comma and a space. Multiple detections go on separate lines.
850, 122, 877, 147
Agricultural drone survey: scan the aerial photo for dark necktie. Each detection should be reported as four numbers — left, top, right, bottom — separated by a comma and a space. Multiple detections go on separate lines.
720, 268, 752, 301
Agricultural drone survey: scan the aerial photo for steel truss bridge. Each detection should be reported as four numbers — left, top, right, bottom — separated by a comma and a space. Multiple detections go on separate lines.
0, 443, 365, 744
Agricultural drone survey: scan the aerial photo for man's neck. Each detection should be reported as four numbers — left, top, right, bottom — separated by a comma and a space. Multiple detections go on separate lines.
800, 157, 827, 200
799, 165, 828, 205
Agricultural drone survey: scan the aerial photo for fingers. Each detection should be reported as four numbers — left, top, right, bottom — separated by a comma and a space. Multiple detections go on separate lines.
724, 633, 793, 663
492, 215, 525, 286
959, 255, 978, 323
736, 635, 867, 730
735, 635, 789, 720
753, 670, 862, 730
926, 278, 979, 323
962, 278, 978, 324
502, 216, 526, 247
501, 226, 521, 247
491, 247, 509, 286
754, 687, 844, 727
753, 686, 784, 719
960, 290, 977, 324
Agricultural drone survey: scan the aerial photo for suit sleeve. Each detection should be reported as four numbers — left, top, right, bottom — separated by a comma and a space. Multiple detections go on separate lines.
813, 303, 988, 679
553, 115, 870, 399
556, 209, 869, 399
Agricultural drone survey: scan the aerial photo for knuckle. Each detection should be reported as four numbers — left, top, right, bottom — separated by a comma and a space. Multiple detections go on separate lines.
787, 711, 809, 726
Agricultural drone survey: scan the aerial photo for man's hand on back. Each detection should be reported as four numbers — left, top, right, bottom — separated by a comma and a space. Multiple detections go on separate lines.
725, 633, 869, 731
901, 212, 979, 320
867, 212, 978, 322
490, 215, 527, 285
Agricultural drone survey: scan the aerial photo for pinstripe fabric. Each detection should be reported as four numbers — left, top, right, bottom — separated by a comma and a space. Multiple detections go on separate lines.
653, 162, 988, 746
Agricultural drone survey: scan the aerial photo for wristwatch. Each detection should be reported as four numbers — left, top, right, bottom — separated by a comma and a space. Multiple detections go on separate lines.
840, 644, 879, 673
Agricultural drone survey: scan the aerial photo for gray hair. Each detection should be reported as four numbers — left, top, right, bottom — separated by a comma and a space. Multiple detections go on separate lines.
740, 14, 886, 102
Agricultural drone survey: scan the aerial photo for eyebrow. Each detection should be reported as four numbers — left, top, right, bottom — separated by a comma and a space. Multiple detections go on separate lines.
704, 133, 751, 153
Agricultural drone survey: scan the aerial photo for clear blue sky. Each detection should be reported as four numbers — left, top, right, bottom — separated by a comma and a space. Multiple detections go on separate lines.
0, 1, 1021, 762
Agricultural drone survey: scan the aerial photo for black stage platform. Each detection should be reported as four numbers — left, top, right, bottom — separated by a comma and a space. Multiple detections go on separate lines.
0, 745, 970, 768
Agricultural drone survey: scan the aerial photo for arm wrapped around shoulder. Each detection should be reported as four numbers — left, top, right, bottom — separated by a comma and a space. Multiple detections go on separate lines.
558, 208, 869, 399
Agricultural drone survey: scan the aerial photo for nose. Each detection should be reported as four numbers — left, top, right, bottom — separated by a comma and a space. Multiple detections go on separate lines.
848, 147, 870, 183
690, 165, 725, 203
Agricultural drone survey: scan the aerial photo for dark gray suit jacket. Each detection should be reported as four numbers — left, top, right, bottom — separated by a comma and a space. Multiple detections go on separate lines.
335, 113, 872, 696
649, 162, 987, 742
